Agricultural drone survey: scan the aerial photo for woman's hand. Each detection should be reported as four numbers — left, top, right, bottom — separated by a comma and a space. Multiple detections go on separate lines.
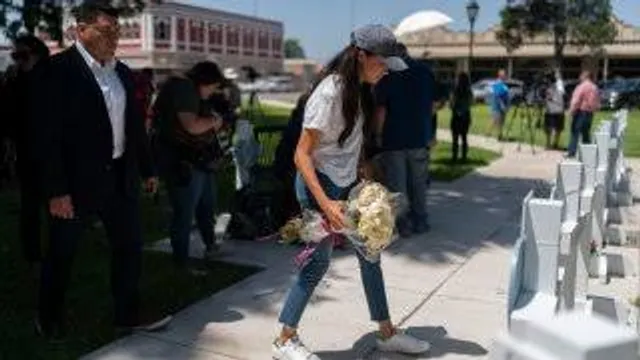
320, 199, 347, 231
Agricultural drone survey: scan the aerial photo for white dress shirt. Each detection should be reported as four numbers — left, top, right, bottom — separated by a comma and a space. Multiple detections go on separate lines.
75, 42, 126, 159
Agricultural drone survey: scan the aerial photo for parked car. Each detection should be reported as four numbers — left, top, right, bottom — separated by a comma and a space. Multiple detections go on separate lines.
472, 79, 524, 103
471, 79, 493, 103
600, 78, 640, 110
266, 76, 296, 93
237, 81, 258, 93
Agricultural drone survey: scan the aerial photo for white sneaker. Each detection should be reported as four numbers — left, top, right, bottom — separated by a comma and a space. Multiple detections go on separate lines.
272, 337, 321, 360
376, 329, 431, 354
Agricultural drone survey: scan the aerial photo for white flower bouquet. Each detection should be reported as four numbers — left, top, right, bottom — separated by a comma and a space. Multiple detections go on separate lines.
283, 181, 407, 263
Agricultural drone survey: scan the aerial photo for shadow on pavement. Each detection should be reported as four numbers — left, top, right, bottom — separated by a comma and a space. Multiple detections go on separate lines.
315, 326, 487, 360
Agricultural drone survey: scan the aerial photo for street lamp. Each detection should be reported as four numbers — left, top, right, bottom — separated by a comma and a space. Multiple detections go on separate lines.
466, 0, 480, 75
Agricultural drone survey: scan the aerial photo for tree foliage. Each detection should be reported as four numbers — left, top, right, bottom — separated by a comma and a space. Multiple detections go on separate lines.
567, 0, 617, 52
498, 0, 617, 71
284, 38, 305, 59
496, 7, 524, 55
1, 0, 146, 42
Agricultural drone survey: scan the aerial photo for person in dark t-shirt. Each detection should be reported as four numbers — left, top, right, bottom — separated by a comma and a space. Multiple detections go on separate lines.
373, 46, 435, 236
153, 61, 225, 271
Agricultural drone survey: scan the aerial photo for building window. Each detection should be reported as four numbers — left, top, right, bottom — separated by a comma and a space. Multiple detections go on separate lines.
177, 18, 185, 42
118, 21, 140, 39
190, 20, 198, 43
131, 22, 140, 38
258, 30, 269, 50
243, 28, 255, 49
271, 35, 282, 54
154, 17, 170, 40
217, 24, 224, 44
199, 22, 205, 43
226, 25, 239, 48
243, 28, 255, 55
208, 23, 224, 45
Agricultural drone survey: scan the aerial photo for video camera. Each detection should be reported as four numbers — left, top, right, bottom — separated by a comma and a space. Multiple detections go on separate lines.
241, 66, 261, 83
515, 72, 553, 107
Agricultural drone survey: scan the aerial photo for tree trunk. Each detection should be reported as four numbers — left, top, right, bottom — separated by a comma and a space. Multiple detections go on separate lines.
553, 28, 566, 79
507, 53, 514, 78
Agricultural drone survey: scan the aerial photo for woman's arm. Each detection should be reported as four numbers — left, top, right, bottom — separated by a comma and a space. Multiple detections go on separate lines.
294, 128, 346, 229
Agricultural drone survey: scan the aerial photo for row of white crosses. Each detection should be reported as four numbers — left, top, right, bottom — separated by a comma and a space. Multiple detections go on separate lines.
491, 110, 637, 360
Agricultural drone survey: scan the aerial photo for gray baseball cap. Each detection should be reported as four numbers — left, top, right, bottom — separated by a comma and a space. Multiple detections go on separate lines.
350, 24, 408, 72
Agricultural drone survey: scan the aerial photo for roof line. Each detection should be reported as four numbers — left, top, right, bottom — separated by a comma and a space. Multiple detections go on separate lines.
152, 1, 282, 27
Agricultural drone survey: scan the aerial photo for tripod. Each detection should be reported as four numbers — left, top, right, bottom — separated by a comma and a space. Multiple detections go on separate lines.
503, 101, 543, 154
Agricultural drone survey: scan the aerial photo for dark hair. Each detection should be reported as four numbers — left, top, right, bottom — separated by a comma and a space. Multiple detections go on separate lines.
14, 34, 50, 59
73, 0, 120, 24
396, 43, 408, 58
454, 72, 471, 98
307, 45, 373, 147
186, 61, 224, 87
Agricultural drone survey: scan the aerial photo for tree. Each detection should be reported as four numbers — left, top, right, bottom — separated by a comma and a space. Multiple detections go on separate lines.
567, 0, 617, 53
496, 7, 524, 76
498, 0, 617, 74
284, 38, 305, 59
1, 0, 146, 42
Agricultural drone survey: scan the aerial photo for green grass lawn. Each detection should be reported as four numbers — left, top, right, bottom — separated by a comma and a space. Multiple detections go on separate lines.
429, 141, 500, 182
435, 105, 640, 157
0, 190, 259, 360
252, 102, 639, 157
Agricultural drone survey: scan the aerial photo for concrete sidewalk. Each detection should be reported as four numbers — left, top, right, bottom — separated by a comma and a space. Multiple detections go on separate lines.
81, 138, 565, 360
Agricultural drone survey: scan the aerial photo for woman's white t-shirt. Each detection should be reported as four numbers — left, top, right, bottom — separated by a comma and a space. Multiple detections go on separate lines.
303, 74, 364, 188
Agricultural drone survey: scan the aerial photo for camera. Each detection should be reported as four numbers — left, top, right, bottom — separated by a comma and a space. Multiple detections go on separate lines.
241, 66, 260, 83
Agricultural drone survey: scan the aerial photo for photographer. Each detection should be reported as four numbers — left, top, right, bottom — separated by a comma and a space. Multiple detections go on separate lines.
543, 72, 565, 150
152, 61, 225, 272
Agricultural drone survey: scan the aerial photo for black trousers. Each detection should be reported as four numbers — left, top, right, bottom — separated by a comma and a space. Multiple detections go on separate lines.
16, 154, 43, 264
38, 159, 143, 329
451, 110, 471, 160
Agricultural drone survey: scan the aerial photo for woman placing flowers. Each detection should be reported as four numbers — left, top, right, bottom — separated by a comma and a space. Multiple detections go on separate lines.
272, 24, 431, 360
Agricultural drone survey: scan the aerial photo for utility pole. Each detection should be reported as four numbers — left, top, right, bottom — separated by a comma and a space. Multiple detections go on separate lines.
349, 0, 355, 29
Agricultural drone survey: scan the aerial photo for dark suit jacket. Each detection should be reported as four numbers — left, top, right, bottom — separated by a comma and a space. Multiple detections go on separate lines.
33, 46, 154, 213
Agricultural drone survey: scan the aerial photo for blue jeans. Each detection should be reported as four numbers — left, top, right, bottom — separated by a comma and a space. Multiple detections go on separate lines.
568, 111, 594, 157
278, 172, 391, 328
166, 168, 216, 266
379, 149, 430, 233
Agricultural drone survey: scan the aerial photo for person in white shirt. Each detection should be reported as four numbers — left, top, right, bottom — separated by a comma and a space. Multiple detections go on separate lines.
272, 24, 430, 360
543, 72, 566, 149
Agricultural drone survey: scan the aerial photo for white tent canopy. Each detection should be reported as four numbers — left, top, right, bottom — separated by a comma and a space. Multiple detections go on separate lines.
394, 10, 453, 37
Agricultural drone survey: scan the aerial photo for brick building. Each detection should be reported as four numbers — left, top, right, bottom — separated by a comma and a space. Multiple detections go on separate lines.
42, 1, 284, 76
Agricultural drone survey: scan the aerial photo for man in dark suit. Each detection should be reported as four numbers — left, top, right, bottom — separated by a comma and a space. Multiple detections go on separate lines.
34, 1, 171, 339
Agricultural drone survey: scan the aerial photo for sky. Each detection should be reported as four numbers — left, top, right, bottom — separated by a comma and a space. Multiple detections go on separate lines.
187, 0, 640, 62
